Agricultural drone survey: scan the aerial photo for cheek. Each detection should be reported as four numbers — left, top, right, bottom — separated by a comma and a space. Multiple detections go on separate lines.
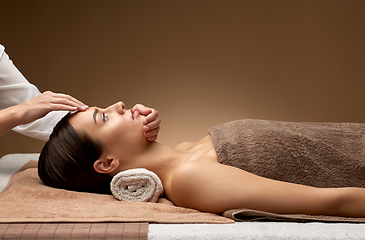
121, 120, 146, 142
106, 119, 143, 141
100, 130, 123, 150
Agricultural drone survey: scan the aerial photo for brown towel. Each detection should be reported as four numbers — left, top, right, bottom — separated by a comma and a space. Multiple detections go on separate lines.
223, 208, 365, 223
209, 119, 365, 188
210, 119, 365, 222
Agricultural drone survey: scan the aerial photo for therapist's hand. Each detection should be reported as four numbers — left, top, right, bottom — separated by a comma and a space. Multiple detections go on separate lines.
132, 104, 161, 141
17, 91, 88, 125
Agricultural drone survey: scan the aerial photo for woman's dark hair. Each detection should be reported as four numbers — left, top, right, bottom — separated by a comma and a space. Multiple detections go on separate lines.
38, 113, 112, 194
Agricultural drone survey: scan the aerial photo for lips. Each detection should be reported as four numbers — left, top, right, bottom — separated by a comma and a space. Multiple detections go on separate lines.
131, 109, 139, 120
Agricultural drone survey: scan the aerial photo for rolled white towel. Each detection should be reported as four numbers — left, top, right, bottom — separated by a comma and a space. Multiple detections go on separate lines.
110, 168, 164, 202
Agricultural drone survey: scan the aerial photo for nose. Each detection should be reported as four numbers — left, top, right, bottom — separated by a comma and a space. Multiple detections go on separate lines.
105, 101, 125, 115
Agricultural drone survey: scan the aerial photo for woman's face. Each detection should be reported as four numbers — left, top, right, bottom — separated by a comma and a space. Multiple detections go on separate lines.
68, 102, 147, 157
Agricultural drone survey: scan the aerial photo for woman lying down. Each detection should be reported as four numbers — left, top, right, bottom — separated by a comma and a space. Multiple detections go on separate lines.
38, 101, 365, 218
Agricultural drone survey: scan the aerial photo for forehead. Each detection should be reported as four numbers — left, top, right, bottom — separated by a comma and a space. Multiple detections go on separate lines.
68, 107, 97, 130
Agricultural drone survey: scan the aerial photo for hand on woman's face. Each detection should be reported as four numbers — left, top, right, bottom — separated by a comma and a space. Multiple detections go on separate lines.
18, 91, 88, 125
69, 102, 148, 155
132, 104, 161, 141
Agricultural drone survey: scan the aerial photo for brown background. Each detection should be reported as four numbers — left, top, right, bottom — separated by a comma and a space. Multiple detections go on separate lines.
1, 0, 364, 157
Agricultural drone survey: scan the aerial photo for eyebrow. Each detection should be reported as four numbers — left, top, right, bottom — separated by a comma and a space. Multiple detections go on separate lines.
93, 109, 99, 124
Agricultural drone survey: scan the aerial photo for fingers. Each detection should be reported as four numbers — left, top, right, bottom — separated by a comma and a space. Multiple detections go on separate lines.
43, 91, 89, 111
18, 91, 88, 125
47, 102, 84, 112
143, 120, 161, 142
132, 104, 152, 119
143, 117, 161, 132
144, 126, 160, 139
52, 92, 88, 111
132, 103, 160, 126
133, 103, 161, 142
143, 108, 159, 125
133, 104, 159, 125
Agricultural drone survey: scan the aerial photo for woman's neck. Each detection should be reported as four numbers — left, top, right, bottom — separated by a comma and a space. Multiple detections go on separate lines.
117, 141, 191, 182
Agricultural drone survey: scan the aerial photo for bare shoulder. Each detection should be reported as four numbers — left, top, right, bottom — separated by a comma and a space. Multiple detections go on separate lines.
166, 162, 200, 200
168, 162, 202, 194
165, 160, 220, 210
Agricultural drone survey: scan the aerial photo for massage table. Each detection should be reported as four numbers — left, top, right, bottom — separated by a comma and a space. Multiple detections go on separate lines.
1, 153, 365, 240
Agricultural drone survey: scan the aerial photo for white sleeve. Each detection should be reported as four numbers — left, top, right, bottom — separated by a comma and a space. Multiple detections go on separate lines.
0, 44, 67, 141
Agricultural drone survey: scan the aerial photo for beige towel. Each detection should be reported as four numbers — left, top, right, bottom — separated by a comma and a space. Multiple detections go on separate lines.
110, 168, 164, 202
0, 167, 232, 223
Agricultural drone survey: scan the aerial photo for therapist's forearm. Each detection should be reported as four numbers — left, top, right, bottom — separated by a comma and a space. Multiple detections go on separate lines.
0, 105, 23, 136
